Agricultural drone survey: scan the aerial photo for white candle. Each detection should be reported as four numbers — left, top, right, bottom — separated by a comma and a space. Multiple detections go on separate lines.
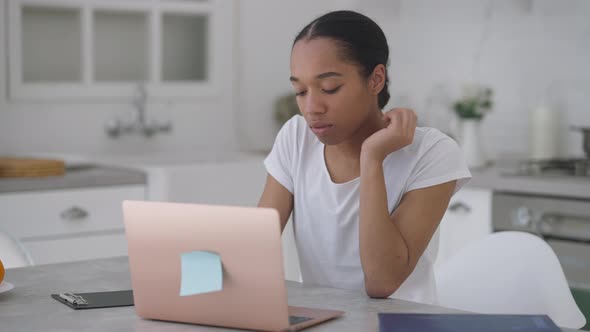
529, 106, 559, 160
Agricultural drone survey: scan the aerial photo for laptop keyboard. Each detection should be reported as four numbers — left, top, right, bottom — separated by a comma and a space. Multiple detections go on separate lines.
289, 315, 313, 325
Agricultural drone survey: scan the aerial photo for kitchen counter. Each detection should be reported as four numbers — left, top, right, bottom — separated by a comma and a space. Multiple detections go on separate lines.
4, 154, 588, 199
0, 165, 146, 193
0, 256, 578, 332
467, 161, 590, 199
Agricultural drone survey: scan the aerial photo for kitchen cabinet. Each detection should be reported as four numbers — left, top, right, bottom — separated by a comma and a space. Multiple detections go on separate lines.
0, 185, 145, 265
7, 0, 233, 100
434, 187, 493, 271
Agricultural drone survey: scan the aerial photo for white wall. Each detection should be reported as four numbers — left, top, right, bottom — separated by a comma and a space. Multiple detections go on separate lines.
0, 0, 238, 156
235, 0, 334, 151
1, 0, 589, 159
237, 0, 590, 159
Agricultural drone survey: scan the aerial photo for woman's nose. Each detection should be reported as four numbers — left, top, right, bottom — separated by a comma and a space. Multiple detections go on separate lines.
302, 92, 326, 115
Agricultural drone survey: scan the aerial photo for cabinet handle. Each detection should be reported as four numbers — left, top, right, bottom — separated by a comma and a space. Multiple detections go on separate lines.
448, 202, 472, 213
60, 206, 89, 221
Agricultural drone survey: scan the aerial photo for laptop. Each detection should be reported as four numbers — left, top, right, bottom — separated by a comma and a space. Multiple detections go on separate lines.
122, 200, 344, 332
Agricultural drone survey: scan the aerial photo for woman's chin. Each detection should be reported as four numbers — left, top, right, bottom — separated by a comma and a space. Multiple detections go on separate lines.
316, 135, 342, 145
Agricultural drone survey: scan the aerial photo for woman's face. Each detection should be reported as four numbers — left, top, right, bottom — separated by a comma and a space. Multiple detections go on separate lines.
290, 38, 379, 145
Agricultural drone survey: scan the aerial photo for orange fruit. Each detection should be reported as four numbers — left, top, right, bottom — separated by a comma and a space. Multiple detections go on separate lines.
0, 259, 4, 284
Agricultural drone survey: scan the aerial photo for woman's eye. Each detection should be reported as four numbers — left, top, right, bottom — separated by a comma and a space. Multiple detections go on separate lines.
295, 91, 307, 97
323, 86, 342, 94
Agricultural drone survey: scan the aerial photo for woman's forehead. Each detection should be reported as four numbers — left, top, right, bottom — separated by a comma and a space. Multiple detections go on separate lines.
290, 38, 355, 81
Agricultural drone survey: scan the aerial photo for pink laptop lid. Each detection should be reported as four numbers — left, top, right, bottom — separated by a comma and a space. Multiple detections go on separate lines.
123, 200, 291, 331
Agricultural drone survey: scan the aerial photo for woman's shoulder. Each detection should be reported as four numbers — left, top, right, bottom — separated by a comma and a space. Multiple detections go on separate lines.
279, 115, 319, 144
387, 127, 458, 162
278, 115, 308, 136
412, 127, 458, 150
415, 126, 452, 139
274, 115, 318, 155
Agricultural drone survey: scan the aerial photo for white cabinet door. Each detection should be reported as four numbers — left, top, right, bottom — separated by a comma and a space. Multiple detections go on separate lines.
434, 187, 492, 271
163, 160, 267, 206
0, 185, 145, 265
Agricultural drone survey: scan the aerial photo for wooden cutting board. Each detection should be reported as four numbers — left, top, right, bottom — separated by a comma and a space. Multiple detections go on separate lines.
0, 158, 65, 178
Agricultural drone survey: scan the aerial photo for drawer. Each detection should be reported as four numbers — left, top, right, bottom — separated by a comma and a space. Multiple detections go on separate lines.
22, 231, 128, 265
0, 185, 145, 239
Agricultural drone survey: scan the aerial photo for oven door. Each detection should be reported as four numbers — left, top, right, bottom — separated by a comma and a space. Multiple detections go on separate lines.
493, 192, 590, 289
547, 239, 590, 289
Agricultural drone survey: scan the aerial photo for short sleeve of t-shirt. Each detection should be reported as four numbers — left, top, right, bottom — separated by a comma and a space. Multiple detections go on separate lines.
405, 129, 472, 194
263, 116, 299, 193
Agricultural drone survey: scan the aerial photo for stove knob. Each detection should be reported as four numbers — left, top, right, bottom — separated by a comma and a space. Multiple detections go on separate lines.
513, 207, 532, 228
537, 214, 555, 235
538, 219, 554, 234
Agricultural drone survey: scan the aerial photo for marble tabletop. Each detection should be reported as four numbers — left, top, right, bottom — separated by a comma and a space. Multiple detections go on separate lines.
0, 256, 575, 331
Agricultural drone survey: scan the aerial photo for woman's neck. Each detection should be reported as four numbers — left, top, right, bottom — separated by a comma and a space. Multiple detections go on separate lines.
327, 109, 386, 160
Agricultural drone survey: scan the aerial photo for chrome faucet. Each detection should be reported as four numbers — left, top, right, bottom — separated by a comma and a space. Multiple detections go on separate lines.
134, 83, 148, 130
105, 83, 172, 138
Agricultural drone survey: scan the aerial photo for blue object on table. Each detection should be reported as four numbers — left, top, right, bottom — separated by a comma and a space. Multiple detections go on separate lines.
377, 313, 561, 332
180, 250, 223, 296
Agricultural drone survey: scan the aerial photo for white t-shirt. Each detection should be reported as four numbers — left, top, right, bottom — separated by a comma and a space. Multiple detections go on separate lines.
264, 115, 471, 304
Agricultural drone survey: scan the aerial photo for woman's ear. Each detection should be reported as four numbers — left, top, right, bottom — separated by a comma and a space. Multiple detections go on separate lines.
369, 64, 386, 95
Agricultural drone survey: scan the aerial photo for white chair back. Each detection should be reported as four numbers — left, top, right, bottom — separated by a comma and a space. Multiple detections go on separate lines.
0, 229, 33, 269
436, 231, 586, 330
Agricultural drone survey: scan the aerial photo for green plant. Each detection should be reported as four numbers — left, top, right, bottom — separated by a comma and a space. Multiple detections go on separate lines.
274, 93, 300, 126
453, 85, 494, 120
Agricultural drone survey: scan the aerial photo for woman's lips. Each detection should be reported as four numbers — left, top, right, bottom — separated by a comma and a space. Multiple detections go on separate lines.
311, 124, 333, 135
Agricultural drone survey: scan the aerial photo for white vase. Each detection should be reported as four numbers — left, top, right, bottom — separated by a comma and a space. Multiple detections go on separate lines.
459, 119, 487, 169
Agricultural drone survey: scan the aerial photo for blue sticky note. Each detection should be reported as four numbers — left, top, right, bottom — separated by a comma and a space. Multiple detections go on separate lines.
180, 250, 223, 296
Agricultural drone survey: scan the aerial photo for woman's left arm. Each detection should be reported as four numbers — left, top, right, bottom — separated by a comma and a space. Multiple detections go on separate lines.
359, 108, 455, 298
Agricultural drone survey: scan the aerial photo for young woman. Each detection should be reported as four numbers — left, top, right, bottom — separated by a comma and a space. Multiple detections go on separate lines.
258, 10, 471, 304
